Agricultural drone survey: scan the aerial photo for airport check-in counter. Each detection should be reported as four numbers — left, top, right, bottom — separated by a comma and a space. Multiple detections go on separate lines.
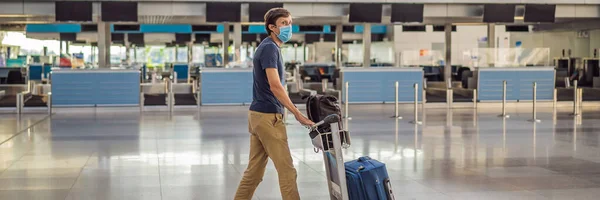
199, 68, 252, 105
340, 67, 424, 103
51, 70, 140, 107
475, 67, 555, 102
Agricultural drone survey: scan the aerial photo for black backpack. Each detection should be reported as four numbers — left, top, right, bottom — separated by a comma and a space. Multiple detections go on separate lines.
303, 94, 348, 151
304, 94, 342, 133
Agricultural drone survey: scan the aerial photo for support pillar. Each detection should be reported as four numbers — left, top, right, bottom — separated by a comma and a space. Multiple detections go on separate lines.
233, 23, 242, 62
59, 41, 63, 55
98, 22, 111, 68
335, 24, 343, 68
223, 23, 230, 67
362, 23, 371, 68
66, 42, 70, 55
444, 24, 452, 83
124, 33, 131, 65
487, 24, 496, 48
188, 39, 193, 66
487, 24, 496, 67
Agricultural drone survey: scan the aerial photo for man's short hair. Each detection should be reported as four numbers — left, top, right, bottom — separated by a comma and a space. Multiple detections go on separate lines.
264, 8, 291, 36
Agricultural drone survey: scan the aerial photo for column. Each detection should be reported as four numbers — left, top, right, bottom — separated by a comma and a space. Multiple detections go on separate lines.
59, 41, 63, 55
487, 24, 496, 48
97, 22, 111, 68
43, 47, 48, 56
124, 33, 131, 65
444, 24, 452, 83
175, 46, 179, 62
362, 23, 371, 68
188, 35, 193, 66
386, 25, 397, 66
223, 23, 230, 67
487, 24, 496, 67
233, 23, 242, 62
66, 42, 70, 55
335, 24, 343, 68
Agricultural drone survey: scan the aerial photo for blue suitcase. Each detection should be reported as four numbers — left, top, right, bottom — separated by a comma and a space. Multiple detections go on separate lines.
345, 156, 394, 200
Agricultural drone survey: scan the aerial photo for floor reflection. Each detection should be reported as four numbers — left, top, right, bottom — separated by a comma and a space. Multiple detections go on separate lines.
0, 105, 598, 199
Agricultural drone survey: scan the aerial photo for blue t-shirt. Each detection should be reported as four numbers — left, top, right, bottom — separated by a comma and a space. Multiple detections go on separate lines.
249, 37, 285, 114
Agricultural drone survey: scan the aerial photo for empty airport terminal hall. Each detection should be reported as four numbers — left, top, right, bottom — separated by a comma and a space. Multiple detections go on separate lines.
3, 0, 600, 199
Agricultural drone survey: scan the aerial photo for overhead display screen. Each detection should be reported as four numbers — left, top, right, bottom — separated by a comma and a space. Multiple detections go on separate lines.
524, 4, 556, 23
391, 4, 424, 23
206, 2, 241, 22
483, 4, 516, 23
101, 2, 138, 22
305, 34, 321, 44
249, 3, 284, 22
349, 3, 382, 23
55, 1, 93, 22
128, 33, 144, 45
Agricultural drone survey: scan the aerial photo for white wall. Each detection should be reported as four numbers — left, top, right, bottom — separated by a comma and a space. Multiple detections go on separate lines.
509, 31, 591, 59
394, 25, 487, 66
589, 30, 600, 57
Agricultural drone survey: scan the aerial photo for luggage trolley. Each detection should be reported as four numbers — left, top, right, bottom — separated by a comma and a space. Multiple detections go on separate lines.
309, 114, 351, 200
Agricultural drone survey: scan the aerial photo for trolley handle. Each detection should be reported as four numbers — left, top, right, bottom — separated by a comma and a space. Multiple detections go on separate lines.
309, 114, 340, 131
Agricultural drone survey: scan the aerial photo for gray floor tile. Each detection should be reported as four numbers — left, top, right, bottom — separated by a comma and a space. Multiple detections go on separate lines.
0, 105, 600, 199
0, 189, 70, 200
65, 187, 162, 200
0, 177, 77, 190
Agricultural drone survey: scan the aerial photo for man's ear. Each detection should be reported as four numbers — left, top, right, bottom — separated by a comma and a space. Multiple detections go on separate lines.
268, 24, 275, 32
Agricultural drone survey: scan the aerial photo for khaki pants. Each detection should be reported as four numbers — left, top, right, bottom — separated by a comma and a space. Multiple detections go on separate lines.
234, 111, 299, 200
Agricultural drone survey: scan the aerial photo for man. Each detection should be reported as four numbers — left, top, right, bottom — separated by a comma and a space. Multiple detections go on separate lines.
234, 8, 314, 200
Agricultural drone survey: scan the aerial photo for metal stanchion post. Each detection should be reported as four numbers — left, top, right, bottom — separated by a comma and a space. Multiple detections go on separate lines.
140, 92, 144, 112
529, 82, 541, 123
344, 81, 351, 120
553, 88, 557, 108
447, 78, 453, 108
473, 89, 478, 108
391, 81, 402, 119
197, 90, 201, 107
16, 93, 22, 115
47, 92, 52, 115
572, 80, 579, 116
168, 81, 174, 113
498, 80, 509, 118
410, 83, 422, 125
577, 88, 583, 115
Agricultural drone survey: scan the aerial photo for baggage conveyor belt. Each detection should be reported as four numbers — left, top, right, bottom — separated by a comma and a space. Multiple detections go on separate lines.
557, 88, 600, 101
0, 95, 47, 107
143, 94, 199, 106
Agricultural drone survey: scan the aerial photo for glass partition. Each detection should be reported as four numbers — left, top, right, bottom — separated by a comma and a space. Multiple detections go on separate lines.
400, 50, 445, 67
462, 48, 551, 67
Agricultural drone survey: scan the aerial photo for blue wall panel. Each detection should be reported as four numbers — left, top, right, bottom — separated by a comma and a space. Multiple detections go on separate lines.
26, 24, 81, 33
140, 24, 192, 33
342, 70, 423, 103
51, 71, 140, 106
201, 71, 252, 104
478, 69, 554, 101
354, 25, 387, 34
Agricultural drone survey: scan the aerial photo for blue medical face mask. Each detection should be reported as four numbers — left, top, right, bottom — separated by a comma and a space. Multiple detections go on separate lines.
276, 25, 292, 43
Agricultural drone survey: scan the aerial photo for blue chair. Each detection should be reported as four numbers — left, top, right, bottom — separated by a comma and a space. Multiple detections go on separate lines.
173, 64, 189, 82
28, 65, 43, 81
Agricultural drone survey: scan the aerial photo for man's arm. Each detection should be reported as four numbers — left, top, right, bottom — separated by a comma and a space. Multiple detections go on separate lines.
265, 68, 301, 116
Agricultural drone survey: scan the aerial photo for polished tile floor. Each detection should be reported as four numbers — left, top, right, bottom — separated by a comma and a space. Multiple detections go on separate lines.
1, 105, 600, 200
